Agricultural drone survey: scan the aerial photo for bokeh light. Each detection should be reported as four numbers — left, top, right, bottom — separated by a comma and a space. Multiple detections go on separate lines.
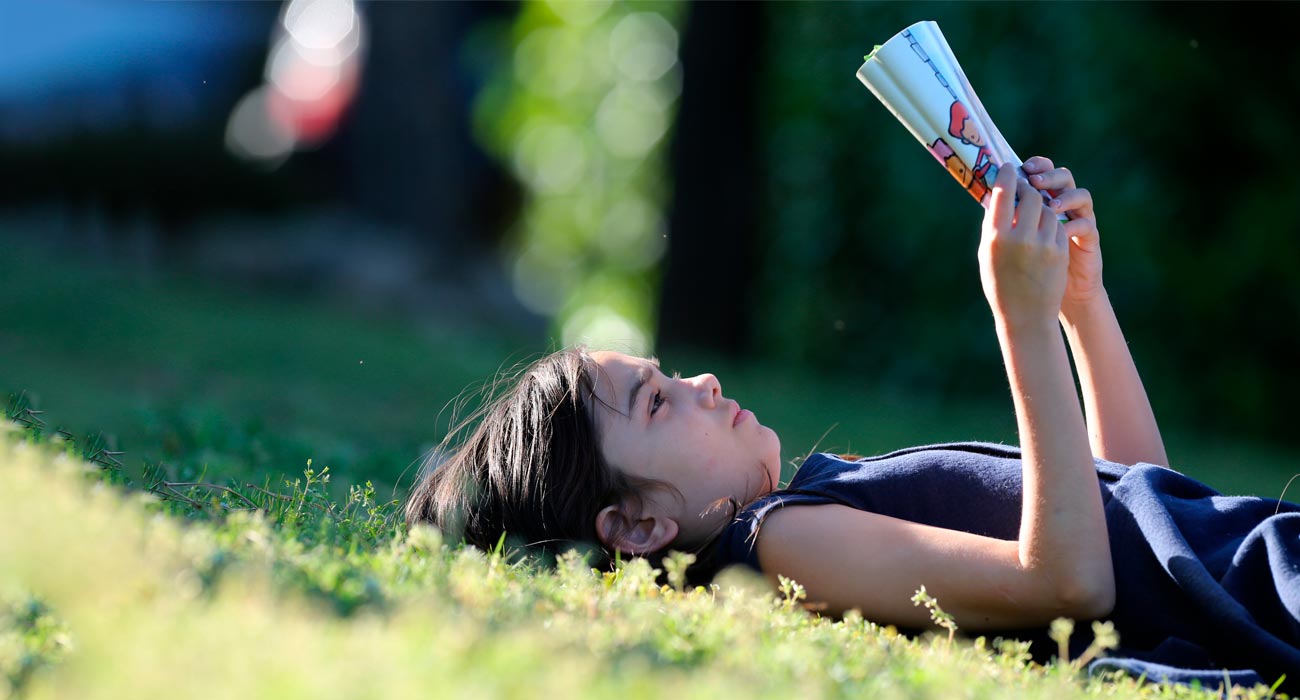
282, 0, 357, 50
513, 122, 590, 195
476, 0, 684, 353
226, 0, 365, 165
609, 12, 679, 83
561, 303, 648, 357
224, 85, 296, 164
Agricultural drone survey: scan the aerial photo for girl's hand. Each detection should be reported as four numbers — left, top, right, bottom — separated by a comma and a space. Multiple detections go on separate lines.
978, 165, 1069, 328
1021, 156, 1103, 313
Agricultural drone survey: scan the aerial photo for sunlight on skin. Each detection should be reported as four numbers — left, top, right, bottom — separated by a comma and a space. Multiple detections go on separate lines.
586, 350, 782, 551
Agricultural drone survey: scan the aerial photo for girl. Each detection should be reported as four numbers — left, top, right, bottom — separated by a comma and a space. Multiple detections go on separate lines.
405, 159, 1300, 688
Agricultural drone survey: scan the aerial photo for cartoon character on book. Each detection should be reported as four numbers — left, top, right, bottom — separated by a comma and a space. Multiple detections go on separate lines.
927, 137, 976, 194
946, 100, 996, 201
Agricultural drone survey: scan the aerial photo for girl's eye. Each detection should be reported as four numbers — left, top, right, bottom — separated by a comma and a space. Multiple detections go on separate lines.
649, 372, 680, 417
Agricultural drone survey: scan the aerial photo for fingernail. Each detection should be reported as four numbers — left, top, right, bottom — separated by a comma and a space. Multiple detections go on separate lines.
1031, 174, 1044, 184
1049, 198, 1062, 209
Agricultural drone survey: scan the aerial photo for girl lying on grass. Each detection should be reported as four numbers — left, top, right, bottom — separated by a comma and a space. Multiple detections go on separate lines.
405, 159, 1300, 689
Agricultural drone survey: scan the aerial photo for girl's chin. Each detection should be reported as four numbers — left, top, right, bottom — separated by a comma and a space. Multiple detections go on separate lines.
757, 462, 781, 496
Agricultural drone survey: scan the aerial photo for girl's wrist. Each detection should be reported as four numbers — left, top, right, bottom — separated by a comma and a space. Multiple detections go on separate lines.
1059, 290, 1112, 329
994, 313, 1062, 342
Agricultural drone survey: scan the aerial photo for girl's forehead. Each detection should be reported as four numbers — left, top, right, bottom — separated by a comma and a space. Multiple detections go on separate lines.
589, 350, 651, 386
586, 350, 655, 426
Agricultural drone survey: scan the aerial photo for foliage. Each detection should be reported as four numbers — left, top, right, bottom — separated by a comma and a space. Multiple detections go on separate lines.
1049, 618, 1122, 670
0, 596, 72, 697
909, 585, 956, 644
0, 413, 1291, 699
473, 0, 686, 354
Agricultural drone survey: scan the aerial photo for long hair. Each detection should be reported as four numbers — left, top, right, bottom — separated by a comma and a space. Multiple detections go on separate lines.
403, 346, 741, 582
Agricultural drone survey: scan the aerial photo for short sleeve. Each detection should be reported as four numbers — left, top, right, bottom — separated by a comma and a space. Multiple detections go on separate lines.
713, 488, 847, 573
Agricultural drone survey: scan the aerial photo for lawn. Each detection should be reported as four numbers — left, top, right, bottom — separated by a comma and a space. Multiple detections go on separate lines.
1, 424, 1286, 699
1, 239, 1297, 698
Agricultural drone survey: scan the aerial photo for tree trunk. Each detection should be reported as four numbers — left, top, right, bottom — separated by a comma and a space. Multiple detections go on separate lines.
657, 0, 761, 358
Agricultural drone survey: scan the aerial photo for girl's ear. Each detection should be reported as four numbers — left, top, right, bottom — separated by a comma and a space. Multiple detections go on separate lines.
595, 503, 679, 555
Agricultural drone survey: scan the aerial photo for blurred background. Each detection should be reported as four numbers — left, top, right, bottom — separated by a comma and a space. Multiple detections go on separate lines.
3, 0, 1299, 505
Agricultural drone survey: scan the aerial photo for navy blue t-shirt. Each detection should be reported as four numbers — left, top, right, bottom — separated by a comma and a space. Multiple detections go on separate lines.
716, 442, 1300, 689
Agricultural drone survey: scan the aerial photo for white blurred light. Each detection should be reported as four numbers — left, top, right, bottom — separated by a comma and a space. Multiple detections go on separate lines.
511, 245, 574, 316
231, 0, 364, 161
561, 304, 648, 356
283, 0, 356, 50
266, 38, 344, 102
595, 195, 666, 269
609, 12, 678, 82
594, 84, 668, 158
513, 123, 588, 194
291, 20, 362, 67
225, 86, 295, 164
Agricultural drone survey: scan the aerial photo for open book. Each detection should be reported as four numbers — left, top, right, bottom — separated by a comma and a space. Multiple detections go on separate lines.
857, 21, 1058, 215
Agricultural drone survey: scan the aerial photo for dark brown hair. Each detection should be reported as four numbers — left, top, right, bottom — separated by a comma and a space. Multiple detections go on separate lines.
403, 346, 737, 582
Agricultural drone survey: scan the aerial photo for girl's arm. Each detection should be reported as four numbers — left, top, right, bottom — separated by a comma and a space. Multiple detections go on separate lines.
756, 167, 1114, 630
1059, 295, 1169, 468
1021, 157, 1169, 468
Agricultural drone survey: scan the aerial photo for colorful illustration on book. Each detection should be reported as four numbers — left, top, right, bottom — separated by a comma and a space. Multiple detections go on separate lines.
945, 101, 994, 201
926, 138, 976, 197
904, 28, 999, 202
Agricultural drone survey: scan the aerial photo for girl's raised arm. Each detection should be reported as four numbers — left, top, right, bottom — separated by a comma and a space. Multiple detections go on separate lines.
755, 166, 1114, 631
1021, 156, 1168, 469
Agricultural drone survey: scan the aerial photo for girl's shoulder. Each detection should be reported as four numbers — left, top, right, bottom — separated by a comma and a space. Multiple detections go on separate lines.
717, 442, 1025, 572
791, 441, 1024, 485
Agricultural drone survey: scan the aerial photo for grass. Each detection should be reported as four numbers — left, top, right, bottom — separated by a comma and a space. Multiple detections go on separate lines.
0, 421, 1289, 699
0, 239, 535, 501
2, 238, 1298, 698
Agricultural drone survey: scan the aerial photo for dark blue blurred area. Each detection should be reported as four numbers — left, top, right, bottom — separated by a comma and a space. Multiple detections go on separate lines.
0, 0, 265, 140
0, 0, 524, 328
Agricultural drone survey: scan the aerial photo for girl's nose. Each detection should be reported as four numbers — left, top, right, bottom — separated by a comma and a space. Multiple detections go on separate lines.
690, 373, 721, 407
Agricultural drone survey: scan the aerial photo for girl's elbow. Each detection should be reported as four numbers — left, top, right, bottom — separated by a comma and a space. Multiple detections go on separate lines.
1057, 573, 1115, 620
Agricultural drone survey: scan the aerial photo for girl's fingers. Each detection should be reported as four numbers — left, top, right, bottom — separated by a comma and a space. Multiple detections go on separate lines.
1037, 200, 1060, 243
988, 164, 1019, 234
1063, 217, 1098, 242
1029, 166, 1077, 192
1014, 177, 1041, 233
1022, 156, 1054, 174
1049, 187, 1093, 216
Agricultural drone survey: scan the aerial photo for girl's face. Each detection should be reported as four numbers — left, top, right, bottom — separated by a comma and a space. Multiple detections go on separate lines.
587, 350, 782, 547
